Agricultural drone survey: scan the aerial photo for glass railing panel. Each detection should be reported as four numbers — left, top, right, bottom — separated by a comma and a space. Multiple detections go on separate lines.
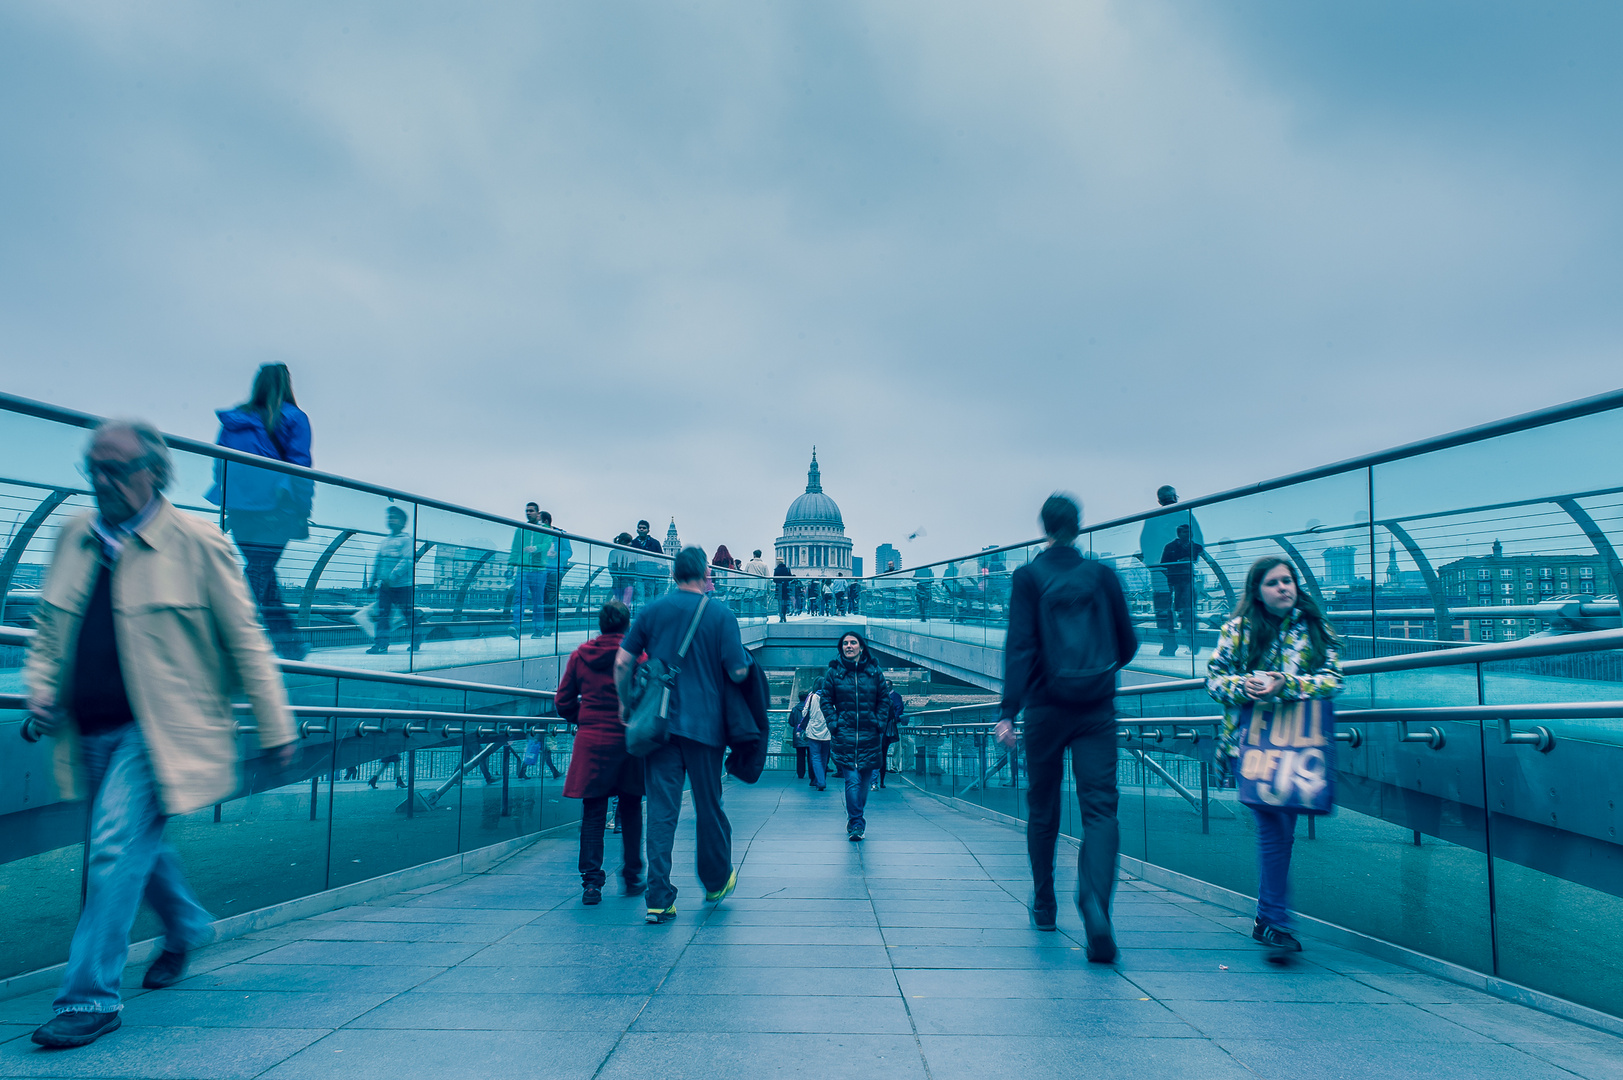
1481, 711, 1623, 1014
1091, 517, 1196, 681
1179, 470, 1374, 669
1303, 719, 1493, 970
1373, 408, 1623, 648
0, 700, 83, 980
145, 735, 338, 943
328, 732, 462, 889
1118, 729, 1147, 866
411, 503, 522, 672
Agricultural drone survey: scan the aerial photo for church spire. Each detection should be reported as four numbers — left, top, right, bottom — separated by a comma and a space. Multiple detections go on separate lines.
806, 447, 822, 494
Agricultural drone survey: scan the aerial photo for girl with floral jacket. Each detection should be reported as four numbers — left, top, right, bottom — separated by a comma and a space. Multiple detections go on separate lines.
1206, 557, 1342, 958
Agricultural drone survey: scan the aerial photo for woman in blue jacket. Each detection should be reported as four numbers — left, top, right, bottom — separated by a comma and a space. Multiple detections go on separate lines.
204, 364, 314, 659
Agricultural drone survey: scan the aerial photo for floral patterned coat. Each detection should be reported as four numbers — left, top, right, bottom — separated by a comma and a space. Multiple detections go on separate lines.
1205, 610, 1343, 759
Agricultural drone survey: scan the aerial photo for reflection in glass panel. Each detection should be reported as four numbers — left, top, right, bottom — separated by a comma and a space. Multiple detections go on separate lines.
412, 503, 523, 672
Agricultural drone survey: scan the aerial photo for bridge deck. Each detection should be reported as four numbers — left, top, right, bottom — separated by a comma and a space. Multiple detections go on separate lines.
1, 773, 1618, 1080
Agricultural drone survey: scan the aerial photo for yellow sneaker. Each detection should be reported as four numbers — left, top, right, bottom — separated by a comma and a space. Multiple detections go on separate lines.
646, 905, 676, 924
705, 868, 738, 903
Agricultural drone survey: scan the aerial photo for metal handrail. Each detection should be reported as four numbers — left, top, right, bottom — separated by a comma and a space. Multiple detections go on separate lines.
0, 624, 553, 701
1110, 627, 1623, 699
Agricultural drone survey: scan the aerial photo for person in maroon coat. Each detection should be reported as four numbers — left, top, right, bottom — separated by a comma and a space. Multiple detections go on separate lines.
557, 600, 645, 905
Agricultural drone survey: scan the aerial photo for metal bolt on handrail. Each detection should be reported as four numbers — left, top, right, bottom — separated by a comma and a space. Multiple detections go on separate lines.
355, 719, 388, 736
299, 720, 330, 737
402, 720, 431, 737
1337, 727, 1364, 748
441, 723, 465, 738
234, 722, 259, 735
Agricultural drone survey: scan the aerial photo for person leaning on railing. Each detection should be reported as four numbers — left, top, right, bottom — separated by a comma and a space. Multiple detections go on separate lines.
1205, 556, 1343, 958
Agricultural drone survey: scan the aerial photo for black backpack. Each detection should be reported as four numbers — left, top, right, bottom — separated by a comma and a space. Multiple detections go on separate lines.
1031, 557, 1122, 706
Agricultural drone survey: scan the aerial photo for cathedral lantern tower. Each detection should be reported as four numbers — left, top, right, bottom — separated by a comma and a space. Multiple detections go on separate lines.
774, 449, 854, 579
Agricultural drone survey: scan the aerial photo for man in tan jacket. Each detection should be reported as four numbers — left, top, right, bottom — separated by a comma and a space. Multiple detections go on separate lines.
25, 420, 296, 1049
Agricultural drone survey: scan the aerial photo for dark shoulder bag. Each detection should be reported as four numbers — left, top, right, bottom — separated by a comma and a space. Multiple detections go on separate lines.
625, 596, 708, 758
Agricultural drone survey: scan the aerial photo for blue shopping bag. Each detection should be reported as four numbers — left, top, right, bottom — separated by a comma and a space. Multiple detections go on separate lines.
1235, 698, 1336, 815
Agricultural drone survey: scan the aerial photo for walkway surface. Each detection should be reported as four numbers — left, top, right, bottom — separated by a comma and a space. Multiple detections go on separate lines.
2, 773, 1621, 1080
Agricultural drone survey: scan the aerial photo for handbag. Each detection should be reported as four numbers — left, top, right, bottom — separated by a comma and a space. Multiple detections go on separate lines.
624, 595, 709, 758
522, 737, 542, 768
1234, 698, 1336, 815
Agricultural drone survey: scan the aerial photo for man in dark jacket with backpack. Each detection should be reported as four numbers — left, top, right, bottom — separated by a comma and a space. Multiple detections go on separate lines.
996, 494, 1137, 959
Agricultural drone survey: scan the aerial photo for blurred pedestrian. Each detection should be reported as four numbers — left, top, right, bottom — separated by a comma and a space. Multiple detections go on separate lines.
365, 505, 416, 654
204, 363, 313, 660
997, 494, 1136, 954
28, 421, 297, 1048
509, 503, 551, 638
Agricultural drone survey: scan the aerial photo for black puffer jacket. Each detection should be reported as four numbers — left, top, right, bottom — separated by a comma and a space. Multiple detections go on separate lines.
817, 655, 894, 771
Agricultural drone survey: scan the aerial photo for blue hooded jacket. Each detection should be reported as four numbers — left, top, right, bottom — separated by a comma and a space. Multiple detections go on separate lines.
204, 405, 314, 514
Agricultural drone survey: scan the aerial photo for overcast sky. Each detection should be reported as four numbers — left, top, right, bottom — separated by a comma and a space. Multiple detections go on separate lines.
2, 2, 1619, 566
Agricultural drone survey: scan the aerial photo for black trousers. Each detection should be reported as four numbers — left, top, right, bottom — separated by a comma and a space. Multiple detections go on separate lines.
644, 736, 731, 909
580, 793, 644, 889
1023, 705, 1119, 918
877, 736, 898, 785
794, 745, 810, 778
239, 543, 300, 651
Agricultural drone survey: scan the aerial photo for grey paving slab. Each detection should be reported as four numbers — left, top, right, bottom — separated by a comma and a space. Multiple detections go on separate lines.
1123, 970, 1400, 1003
257, 1028, 620, 1080
671, 944, 894, 968
895, 967, 1144, 999
596, 1032, 929, 1080
1506, 1039, 1623, 1080
117, 990, 393, 1029
1213, 1037, 1585, 1080
1164, 999, 1495, 1042
688, 924, 888, 946
307, 905, 537, 924
240, 940, 485, 967
344, 991, 648, 1031
658, 965, 901, 997
907, 996, 1199, 1037
879, 927, 1076, 948
917, 1034, 1258, 1080
301, 921, 516, 943
174, 963, 446, 994
458, 941, 688, 967
887, 945, 1099, 969
0, 1025, 326, 1079
631, 993, 914, 1033
416, 964, 669, 995
1421, 1002, 1623, 1044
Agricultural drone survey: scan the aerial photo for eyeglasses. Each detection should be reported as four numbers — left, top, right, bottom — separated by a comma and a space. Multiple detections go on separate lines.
80, 458, 152, 484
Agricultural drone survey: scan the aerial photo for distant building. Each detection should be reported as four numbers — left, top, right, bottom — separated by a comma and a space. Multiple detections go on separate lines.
1323, 546, 1358, 587
775, 449, 854, 579
852, 556, 863, 577
433, 541, 509, 591
875, 544, 900, 575
1439, 539, 1610, 643
662, 519, 681, 558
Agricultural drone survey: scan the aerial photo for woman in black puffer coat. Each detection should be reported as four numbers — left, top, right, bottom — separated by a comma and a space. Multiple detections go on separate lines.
815, 630, 894, 841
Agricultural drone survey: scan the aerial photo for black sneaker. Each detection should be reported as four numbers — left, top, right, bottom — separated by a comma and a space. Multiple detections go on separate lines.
582, 887, 602, 906
1031, 907, 1057, 932
847, 830, 864, 842
1254, 919, 1302, 956
32, 1011, 121, 1048
142, 949, 189, 990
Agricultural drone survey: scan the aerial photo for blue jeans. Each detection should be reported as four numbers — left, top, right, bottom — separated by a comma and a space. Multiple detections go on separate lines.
513, 571, 549, 634
1253, 806, 1300, 929
808, 740, 831, 788
56, 723, 213, 1015
843, 766, 877, 833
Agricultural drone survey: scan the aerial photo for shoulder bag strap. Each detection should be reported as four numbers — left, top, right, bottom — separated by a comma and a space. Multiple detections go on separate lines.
672, 595, 709, 669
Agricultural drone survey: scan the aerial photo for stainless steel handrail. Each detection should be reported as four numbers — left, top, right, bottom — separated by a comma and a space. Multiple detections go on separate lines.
0, 624, 554, 701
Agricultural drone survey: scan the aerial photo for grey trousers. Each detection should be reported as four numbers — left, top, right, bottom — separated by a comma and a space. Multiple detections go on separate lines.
644, 736, 732, 910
